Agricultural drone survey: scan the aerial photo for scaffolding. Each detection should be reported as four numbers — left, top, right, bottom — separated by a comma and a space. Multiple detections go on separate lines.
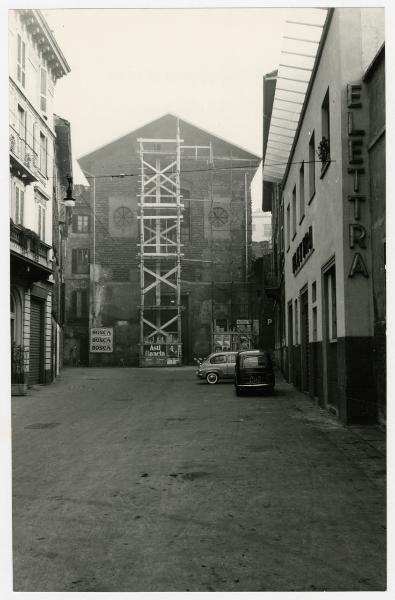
138, 122, 212, 366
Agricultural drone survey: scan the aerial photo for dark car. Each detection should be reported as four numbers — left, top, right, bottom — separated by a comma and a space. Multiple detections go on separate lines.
234, 350, 275, 395
196, 351, 238, 384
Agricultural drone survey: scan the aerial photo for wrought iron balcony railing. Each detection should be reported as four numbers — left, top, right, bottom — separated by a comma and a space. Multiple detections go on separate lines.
10, 220, 50, 262
9, 125, 39, 183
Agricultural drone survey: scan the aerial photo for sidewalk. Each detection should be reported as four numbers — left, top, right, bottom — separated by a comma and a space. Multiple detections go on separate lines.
274, 371, 386, 488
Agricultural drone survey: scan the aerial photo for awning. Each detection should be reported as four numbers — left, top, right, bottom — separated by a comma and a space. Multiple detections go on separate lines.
263, 8, 328, 184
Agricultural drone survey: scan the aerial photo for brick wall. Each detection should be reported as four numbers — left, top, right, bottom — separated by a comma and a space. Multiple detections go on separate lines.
68, 115, 258, 365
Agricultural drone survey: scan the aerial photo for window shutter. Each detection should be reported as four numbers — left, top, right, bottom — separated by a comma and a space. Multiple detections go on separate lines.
20, 190, 24, 225
72, 214, 78, 232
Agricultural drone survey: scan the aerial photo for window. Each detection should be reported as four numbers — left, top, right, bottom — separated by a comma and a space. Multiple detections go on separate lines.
286, 204, 290, 250
312, 280, 317, 303
210, 354, 226, 364
40, 68, 47, 113
292, 186, 297, 238
12, 182, 24, 225
263, 223, 272, 238
321, 88, 330, 170
299, 162, 305, 222
242, 355, 269, 368
312, 306, 318, 342
309, 131, 316, 201
37, 203, 46, 240
18, 105, 25, 140
280, 197, 284, 252
325, 266, 337, 341
294, 299, 299, 345
71, 289, 89, 318
214, 319, 228, 332
73, 214, 90, 233
17, 34, 26, 87
72, 248, 90, 274
39, 132, 47, 176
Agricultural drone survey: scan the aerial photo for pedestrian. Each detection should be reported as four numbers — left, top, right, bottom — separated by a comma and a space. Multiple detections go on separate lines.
69, 344, 78, 367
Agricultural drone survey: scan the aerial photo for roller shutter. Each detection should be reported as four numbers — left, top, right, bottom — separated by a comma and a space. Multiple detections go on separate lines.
29, 299, 44, 385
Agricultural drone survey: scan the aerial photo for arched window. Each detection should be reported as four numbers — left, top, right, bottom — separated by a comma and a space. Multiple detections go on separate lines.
10, 288, 23, 346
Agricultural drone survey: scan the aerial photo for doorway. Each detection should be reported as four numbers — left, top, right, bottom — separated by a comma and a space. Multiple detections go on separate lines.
300, 289, 310, 393
287, 301, 293, 382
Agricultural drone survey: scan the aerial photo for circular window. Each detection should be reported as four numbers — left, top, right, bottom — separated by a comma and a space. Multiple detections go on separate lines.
113, 206, 133, 228
209, 206, 229, 228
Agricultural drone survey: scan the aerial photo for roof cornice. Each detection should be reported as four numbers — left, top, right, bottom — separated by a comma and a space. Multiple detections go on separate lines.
18, 9, 70, 79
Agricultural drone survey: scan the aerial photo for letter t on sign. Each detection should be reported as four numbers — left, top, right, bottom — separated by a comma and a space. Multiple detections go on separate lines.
348, 195, 366, 220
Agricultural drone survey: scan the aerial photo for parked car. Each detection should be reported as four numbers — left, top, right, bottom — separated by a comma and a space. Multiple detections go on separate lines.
196, 351, 238, 384
234, 350, 275, 395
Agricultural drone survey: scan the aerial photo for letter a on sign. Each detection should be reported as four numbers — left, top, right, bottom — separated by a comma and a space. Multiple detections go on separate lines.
349, 252, 368, 278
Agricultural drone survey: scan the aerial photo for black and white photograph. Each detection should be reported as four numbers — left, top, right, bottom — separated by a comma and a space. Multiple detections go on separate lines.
3, 1, 390, 595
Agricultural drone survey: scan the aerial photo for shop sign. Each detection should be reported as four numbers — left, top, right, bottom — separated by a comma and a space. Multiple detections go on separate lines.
347, 83, 369, 278
144, 344, 165, 357
292, 226, 313, 275
90, 328, 113, 353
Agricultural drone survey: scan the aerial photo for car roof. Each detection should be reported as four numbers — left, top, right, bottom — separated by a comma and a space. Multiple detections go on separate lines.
238, 350, 269, 356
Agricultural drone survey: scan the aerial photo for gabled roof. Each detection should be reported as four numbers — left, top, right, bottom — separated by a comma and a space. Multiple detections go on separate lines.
79, 113, 260, 169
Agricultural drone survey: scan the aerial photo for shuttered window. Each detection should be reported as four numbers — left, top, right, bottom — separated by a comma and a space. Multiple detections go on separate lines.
72, 248, 90, 274
17, 34, 26, 87
40, 68, 47, 113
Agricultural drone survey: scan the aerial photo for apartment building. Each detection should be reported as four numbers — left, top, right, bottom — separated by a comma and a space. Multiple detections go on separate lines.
262, 8, 385, 424
9, 9, 71, 388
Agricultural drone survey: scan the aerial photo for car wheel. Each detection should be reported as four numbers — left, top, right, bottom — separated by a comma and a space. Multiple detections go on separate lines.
206, 372, 219, 385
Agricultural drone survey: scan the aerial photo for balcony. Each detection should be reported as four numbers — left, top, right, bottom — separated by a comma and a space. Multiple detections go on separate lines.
10, 220, 52, 281
264, 271, 282, 299
9, 126, 39, 184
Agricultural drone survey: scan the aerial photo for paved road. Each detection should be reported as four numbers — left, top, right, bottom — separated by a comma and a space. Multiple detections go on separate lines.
12, 367, 386, 591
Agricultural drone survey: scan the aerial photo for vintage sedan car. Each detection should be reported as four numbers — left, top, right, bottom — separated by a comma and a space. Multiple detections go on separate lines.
196, 351, 238, 384
234, 350, 275, 395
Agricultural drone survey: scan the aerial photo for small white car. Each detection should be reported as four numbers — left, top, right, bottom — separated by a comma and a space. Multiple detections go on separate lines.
196, 351, 237, 384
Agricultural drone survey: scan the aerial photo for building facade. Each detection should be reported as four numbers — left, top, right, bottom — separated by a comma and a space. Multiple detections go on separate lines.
64, 114, 259, 366
262, 8, 385, 424
9, 9, 71, 388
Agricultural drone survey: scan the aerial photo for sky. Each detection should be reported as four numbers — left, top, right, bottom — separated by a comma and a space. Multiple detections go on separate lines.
41, 7, 287, 214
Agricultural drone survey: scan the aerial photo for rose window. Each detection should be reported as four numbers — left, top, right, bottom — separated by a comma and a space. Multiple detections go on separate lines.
113, 206, 133, 228
209, 206, 229, 227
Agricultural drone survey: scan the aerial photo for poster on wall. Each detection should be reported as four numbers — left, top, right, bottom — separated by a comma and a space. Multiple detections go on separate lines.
90, 328, 113, 353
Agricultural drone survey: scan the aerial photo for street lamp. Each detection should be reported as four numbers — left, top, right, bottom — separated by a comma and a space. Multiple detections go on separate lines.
63, 175, 76, 208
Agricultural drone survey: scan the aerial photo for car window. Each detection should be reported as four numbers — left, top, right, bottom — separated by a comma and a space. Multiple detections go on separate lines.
210, 354, 226, 364
242, 355, 269, 368
227, 353, 237, 363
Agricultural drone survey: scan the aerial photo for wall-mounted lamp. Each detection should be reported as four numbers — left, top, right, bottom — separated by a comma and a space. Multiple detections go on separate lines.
63, 175, 76, 208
